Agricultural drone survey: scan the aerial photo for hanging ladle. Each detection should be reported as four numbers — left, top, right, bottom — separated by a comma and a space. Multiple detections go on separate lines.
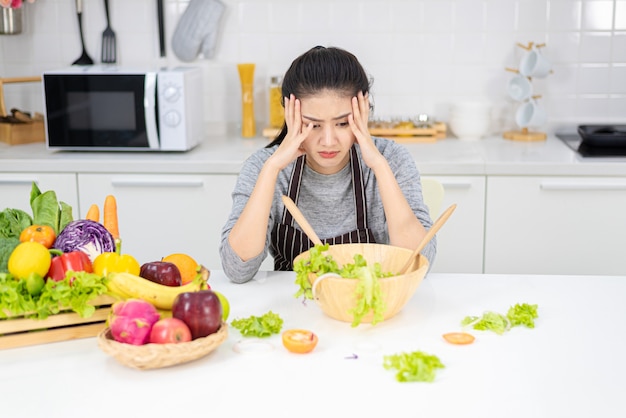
281, 195, 323, 246
397, 203, 457, 275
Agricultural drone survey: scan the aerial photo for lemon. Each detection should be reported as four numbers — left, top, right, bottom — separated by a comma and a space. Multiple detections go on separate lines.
214, 291, 230, 321
8, 241, 51, 280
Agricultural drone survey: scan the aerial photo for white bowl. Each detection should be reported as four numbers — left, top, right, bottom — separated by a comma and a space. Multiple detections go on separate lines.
449, 116, 491, 140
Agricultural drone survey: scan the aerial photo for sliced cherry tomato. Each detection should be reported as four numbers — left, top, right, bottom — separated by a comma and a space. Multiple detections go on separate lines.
282, 329, 318, 354
443, 332, 475, 345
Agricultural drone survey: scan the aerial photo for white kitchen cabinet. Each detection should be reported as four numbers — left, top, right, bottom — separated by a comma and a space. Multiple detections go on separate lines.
484, 176, 626, 275
424, 176, 485, 274
77, 173, 241, 271
0, 173, 78, 215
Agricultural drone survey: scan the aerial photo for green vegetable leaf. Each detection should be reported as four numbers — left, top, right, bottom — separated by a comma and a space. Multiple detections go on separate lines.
293, 244, 393, 327
59, 201, 74, 233
0, 237, 20, 273
465, 311, 510, 335
28, 182, 73, 236
0, 209, 33, 239
462, 303, 539, 334
507, 303, 538, 328
293, 243, 338, 299
0, 270, 107, 320
31, 190, 61, 235
230, 310, 284, 337
348, 265, 386, 327
383, 351, 445, 383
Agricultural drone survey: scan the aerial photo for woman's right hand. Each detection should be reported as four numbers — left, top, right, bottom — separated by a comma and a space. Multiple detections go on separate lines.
267, 94, 313, 170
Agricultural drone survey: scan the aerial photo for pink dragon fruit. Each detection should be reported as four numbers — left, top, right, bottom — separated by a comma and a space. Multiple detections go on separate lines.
108, 299, 160, 345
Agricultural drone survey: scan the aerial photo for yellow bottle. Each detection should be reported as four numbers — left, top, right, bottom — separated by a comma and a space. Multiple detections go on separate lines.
269, 76, 284, 128
237, 63, 256, 138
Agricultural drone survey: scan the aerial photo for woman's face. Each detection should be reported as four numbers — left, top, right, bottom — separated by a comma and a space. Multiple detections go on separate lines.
298, 91, 355, 175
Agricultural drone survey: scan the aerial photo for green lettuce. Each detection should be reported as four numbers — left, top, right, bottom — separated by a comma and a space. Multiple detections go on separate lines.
231, 310, 283, 337
293, 244, 393, 327
0, 208, 33, 239
507, 303, 539, 328
383, 351, 445, 383
461, 303, 539, 334
0, 271, 107, 320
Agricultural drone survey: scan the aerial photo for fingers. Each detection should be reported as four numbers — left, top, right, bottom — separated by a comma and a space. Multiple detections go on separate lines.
284, 94, 301, 134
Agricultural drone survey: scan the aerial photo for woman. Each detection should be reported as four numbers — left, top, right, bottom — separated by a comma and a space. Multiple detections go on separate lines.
220, 46, 435, 283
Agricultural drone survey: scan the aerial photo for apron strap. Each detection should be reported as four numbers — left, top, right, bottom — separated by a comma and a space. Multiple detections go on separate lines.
281, 155, 306, 225
350, 146, 368, 230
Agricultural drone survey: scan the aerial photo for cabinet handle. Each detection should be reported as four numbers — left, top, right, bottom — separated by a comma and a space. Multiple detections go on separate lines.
540, 181, 626, 191
440, 181, 472, 189
110, 178, 204, 188
0, 178, 38, 185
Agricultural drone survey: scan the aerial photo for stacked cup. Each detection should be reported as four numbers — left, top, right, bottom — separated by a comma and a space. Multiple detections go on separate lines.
448, 101, 493, 140
507, 44, 551, 130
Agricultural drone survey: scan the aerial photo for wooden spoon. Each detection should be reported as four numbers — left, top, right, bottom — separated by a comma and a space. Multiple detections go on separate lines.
281, 195, 323, 246
398, 203, 457, 275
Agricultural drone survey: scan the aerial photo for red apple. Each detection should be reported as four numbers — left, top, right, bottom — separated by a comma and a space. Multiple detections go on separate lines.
140, 261, 182, 287
172, 290, 222, 339
149, 318, 192, 344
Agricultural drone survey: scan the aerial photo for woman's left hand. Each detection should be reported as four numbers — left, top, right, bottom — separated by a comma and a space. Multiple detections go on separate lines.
349, 92, 385, 169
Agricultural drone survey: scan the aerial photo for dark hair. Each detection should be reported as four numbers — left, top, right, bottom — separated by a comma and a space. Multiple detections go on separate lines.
266, 46, 372, 147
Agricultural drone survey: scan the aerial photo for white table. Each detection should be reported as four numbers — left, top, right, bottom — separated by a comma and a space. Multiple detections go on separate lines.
1, 271, 625, 418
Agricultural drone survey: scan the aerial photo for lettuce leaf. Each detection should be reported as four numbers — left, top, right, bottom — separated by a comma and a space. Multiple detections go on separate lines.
462, 303, 539, 334
383, 351, 445, 382
293, 244, 393, 327
231, 310, 284, 337
0, 209, 33, 239
507, 303, 538, 328
348, 265, 386, 327
0, 271, 107, 320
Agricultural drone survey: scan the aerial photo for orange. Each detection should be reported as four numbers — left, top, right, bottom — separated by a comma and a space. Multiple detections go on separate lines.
162, 253, 199, 285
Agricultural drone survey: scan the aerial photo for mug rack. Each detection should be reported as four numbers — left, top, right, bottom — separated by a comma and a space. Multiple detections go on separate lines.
503, 42, 550, 142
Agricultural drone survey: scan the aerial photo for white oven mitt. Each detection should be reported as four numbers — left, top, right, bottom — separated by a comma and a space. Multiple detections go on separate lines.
171, 0, 226, 62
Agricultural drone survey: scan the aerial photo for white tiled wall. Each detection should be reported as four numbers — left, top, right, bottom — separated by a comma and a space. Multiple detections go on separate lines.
1, 0, 625, 136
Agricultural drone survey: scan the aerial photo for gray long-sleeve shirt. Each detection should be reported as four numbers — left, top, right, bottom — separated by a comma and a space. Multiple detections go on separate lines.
219, 137, 436, 283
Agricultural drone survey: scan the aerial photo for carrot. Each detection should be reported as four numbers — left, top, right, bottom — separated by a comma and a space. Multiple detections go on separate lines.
85, 204, 100, 222
103, 195, 120, 240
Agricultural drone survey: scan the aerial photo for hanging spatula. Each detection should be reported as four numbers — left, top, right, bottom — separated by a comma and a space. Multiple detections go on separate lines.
101, 0, 117, 63
72, 0, 94, 66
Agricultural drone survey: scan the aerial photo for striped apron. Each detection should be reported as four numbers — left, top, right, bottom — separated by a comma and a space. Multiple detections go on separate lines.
270, 146, 377, 271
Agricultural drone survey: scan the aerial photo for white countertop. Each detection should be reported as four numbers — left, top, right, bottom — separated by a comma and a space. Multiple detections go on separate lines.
2, 132, 626, 176
1, 271, 625, 418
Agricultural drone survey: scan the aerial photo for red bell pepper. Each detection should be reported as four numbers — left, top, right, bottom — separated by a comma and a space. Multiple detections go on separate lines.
47, 251, 94, 282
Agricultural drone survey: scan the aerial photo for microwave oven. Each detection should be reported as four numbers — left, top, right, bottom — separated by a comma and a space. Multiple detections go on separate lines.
42, 66, 203, 151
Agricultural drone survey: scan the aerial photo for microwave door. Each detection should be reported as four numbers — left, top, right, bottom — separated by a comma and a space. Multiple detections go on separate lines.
144, 73, 160, 150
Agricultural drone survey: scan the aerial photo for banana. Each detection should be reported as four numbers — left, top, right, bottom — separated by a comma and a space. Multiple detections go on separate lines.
104, 272, 207, 310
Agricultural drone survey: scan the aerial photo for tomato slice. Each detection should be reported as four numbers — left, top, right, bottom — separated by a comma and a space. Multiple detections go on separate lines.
282, 329, 318, 354
443, 332, 475, 345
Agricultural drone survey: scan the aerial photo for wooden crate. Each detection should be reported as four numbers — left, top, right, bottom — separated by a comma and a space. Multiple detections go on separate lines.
0, 295, 116, 350
261, 122, 447, 143
0, 120, 45, 145
0, 75, 45, 146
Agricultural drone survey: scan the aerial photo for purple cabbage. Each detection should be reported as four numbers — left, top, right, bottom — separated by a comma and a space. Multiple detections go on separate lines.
53, 219, 115, 262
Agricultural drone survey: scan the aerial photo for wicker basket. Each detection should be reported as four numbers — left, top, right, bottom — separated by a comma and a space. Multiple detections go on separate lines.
294, 243, 429, 323
97, 322, 228, 370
